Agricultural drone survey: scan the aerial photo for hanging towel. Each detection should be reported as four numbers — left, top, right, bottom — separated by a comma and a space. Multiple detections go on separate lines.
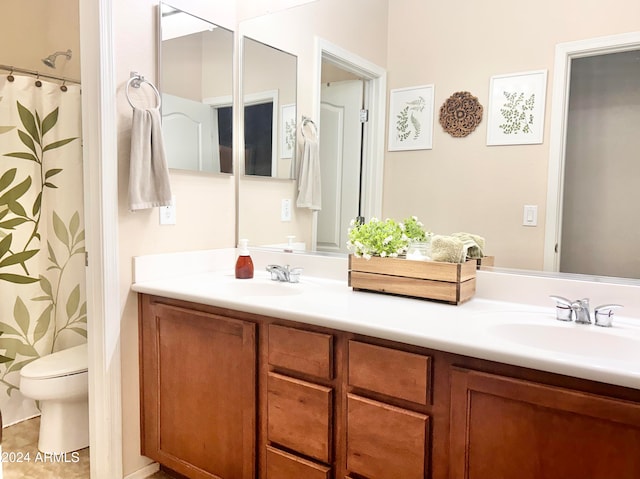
296, 129, 321, 210
128, 107, 173, 211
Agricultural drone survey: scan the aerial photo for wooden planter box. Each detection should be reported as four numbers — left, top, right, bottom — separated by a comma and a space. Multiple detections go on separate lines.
348, 255, 476, 305
475, 255, 495, 269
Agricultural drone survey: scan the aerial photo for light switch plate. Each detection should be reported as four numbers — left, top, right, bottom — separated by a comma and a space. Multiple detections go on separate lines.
522, 205, 538, 227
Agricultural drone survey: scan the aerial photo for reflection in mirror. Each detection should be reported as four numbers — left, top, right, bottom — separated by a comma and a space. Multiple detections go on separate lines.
159, 2, 233, 174
242, 36, 297, 179
236, 0, 640, 286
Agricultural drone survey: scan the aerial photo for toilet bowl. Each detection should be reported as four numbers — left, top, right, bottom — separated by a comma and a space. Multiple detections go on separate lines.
19, 343, 89, 454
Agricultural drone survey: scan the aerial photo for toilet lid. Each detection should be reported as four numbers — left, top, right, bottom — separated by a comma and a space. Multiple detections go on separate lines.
20, 343, 88, 380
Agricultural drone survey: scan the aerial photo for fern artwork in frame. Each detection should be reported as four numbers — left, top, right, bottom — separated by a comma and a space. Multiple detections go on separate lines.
486, 70, 548, 146
388, 84, 434, 151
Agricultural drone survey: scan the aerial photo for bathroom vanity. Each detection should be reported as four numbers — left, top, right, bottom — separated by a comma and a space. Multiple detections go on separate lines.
133, 250, 640, 479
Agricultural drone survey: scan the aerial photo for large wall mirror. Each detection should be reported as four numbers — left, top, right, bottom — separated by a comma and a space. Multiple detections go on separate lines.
236, 0, 640, 284
242, 36, 297, 178
159, 2, 234, 174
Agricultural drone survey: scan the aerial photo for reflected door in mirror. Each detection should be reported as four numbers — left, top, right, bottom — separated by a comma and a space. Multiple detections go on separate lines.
159, 3, 234, 174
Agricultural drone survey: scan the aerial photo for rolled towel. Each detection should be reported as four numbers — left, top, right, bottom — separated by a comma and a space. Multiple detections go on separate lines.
430, 235, 466, 263
452, 232, 485, 259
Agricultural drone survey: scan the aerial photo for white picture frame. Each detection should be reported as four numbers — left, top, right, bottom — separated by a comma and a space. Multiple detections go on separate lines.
388, 84, 434, 151
280, 103, 296, 159
486, 70, 548, 146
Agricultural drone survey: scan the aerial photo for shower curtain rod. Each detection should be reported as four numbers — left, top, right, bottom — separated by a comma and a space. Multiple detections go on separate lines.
0, 64, 80, 84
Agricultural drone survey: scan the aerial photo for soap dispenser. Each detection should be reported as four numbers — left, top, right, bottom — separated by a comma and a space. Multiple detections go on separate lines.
235, 239, 254, 279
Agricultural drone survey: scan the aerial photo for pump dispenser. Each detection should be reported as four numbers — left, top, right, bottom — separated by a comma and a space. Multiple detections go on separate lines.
235, 239, 254, 279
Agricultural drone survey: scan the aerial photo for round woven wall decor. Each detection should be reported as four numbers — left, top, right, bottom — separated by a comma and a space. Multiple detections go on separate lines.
439, 91, 483, 138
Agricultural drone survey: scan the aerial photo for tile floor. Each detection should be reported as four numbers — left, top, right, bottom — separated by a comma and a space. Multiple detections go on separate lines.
2, 417, 89, 478
2, 417, 179, 478
147, 470, 176, 478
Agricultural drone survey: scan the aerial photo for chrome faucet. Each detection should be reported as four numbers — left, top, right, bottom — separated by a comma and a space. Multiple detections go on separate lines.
572, 298, 591, 324
550, 295, 623, 327
266, 264, 303, 283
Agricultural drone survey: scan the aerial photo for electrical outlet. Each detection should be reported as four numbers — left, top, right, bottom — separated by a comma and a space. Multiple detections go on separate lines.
159, 197, 176, 225
281, 199, 292, 222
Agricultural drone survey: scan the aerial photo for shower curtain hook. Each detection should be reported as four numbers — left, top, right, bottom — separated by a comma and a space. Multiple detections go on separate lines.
35, 73, 42, 88
7, 68, 14, 82
60, 79, 68, 92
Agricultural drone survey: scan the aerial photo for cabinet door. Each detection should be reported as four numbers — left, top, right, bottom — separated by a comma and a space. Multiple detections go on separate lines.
450, 368, 640, 479
140, 299, 256, 479
346, 394, 429, 479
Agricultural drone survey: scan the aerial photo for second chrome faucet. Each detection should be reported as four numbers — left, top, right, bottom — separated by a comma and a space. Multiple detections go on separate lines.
549, 295, 623, 327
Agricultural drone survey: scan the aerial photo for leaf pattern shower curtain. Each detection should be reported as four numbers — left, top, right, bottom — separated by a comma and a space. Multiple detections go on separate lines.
0, 74, 86, 426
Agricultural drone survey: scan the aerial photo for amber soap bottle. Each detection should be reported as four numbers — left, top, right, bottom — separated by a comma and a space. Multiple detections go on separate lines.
235, 239, 254, 279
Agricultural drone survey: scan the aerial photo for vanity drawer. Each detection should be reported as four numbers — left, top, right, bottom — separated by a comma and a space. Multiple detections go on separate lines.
268, 324, 333, 379
346, 394, 429, 479
348, 340, 431, 405
267, 372, 333, 462
266, 445, 331, 479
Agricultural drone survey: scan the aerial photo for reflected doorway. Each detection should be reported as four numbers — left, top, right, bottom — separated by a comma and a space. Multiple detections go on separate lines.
317, 77, 364, 253
544, 33, 640, 280
560, 50, 640, 278
312, 39, 386, 253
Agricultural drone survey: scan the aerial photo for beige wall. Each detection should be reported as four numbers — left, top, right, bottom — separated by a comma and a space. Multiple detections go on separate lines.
383, 0, 640, 270
0, 0, 80, 80
114, 0, 236, 474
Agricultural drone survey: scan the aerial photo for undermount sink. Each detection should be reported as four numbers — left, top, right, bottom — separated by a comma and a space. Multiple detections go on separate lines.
486, 320, 640, 362
215, 279, 303, 297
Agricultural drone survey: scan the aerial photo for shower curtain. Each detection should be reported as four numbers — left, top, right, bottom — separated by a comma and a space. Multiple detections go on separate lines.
0, 74, 86, 426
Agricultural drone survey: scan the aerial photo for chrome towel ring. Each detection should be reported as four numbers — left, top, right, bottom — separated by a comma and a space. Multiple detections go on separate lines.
125, 71, 161, 109
301, 115, 317, 139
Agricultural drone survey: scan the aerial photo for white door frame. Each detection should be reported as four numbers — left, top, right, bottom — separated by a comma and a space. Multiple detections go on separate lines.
80, 1, 124, 478
311, 38, 386, 251
543, 31, 640, 272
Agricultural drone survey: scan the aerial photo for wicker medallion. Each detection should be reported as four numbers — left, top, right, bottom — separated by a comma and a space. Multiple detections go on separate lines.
439, 91, 483, 138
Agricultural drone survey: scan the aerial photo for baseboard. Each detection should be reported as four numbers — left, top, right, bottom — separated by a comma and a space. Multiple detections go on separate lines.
123, 462, 159, 479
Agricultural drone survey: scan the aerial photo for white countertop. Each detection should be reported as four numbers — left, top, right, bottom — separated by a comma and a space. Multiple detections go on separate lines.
131, 248, 640, 391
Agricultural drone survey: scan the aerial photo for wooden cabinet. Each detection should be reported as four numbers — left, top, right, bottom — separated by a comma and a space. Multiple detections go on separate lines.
345, 340, 432, 479
449, 367, 640, 479
265, 324, 335, 477
346, 394, 429, 479
268, 324, 333, 379
265, 445, 331, 479
139, 296, 256, 479
348, 340, 431, 405
267, 372, 333, 462
138, 294, 640, 479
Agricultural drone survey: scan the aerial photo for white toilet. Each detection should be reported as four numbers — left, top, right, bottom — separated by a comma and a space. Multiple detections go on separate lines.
19, 343, 89, 454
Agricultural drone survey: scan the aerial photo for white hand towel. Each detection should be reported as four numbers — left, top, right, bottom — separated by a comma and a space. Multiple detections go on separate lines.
296, 135, 321, 210
128, 107, 173, 211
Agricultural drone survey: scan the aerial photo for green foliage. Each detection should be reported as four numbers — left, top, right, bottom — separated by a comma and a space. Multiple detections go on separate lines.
395, 96, 426, 143
347, 216, 429, 258
498, 91, 536, 135
401, 216, 431, 242
0, 99, 85, 395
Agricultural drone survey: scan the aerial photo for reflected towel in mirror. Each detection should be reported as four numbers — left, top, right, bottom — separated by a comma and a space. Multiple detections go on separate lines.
128, 107, 173, 211
296, 124, 321, 210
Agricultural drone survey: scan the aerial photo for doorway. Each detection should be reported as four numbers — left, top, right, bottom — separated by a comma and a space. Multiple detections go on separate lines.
544, 32, 640, 279
317, 79, 364, 253
312, 39, 386, 252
